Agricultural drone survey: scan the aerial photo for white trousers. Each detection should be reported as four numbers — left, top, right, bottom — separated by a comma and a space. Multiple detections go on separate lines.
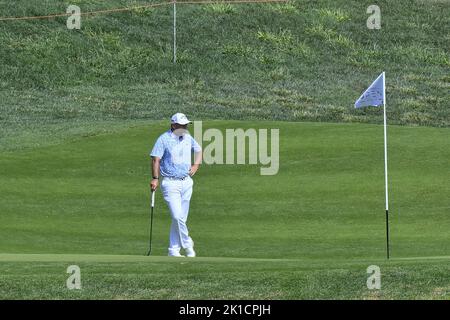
161, 176, 194, 255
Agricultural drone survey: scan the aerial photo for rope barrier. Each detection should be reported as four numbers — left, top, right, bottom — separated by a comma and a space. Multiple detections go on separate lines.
0, 0, 288, 21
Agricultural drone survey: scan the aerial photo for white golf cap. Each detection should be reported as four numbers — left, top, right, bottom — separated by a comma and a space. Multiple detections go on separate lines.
171, 113, 191, 125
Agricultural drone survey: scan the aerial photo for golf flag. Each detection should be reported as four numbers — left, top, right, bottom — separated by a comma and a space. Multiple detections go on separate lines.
354, 72, 390, 259
355, 72, 385, 108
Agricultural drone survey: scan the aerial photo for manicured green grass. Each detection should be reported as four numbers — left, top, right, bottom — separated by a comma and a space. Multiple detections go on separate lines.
0, 121, 448, 299
0, 0, 448, 299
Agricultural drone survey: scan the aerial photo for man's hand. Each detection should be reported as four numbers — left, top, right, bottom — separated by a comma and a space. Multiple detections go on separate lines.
189, 164, 199, 177
150, 179, 159, 191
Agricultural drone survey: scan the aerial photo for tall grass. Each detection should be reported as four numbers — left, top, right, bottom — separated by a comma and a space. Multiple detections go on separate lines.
0, 0, 448, 149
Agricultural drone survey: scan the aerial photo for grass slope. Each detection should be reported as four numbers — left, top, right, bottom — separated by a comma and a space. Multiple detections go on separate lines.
0, 0, 449, 144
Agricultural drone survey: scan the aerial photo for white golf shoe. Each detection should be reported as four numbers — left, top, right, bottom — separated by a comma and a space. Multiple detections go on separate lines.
185, 247, 196, 258
168, 252, 185, 257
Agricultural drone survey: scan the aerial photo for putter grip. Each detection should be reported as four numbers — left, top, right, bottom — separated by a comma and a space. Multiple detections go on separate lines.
151, 190, 155, 208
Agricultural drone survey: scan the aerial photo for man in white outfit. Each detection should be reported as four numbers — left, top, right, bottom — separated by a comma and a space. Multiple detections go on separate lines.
150, 113, 202, 257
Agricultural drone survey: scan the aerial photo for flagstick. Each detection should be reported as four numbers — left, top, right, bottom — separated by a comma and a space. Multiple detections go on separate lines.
173, 0, 177, 64
383, 72, 390, 260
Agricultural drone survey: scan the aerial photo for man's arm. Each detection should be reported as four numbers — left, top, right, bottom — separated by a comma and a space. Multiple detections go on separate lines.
189, 136, 202, 177
151, 157, 160, 191
189, 151, 202, 177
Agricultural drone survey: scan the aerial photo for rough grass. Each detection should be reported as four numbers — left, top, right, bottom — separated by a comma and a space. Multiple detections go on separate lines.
0, 0, 449, 143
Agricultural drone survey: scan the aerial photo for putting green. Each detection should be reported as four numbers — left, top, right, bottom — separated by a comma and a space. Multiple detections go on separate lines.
0, 121, 449, 260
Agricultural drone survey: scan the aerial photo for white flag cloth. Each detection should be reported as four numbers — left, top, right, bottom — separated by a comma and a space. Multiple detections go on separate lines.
355, 72, 385, 108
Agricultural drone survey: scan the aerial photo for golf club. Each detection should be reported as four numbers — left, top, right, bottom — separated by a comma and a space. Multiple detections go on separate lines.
146, 189, 156, 256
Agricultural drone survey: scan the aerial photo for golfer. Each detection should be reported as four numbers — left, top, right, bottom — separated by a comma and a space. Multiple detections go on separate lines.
150, 113, 202, 257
